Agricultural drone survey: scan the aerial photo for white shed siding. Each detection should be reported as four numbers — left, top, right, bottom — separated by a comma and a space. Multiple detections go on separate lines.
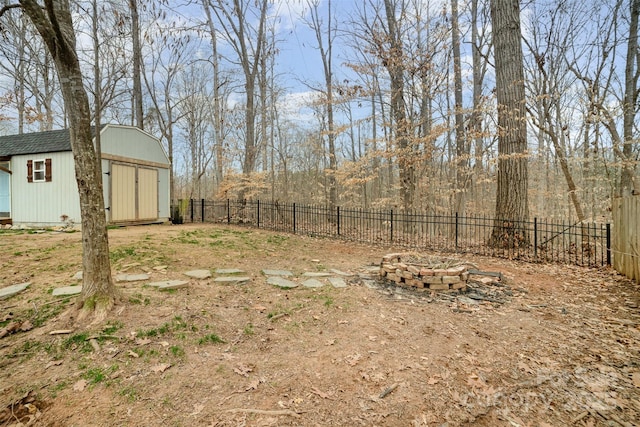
100, 125, 169, 165
11, 152, 80, 225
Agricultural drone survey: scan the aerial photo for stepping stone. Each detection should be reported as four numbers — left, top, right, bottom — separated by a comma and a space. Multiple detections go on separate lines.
158, 280, 189, 291
148, 280, 189, 290
214, 276, 250, 285
362, 279, 377, 289
302, 279, 325, 288
267, 276, 298, 289
328, 277, 347, 288
0, 282, 31, 300
116, 273, 150, 282
457, 296, 480, 305
52, 286, 82, 296
216, 268, 245, 274
302, 272, 332, 277
330, 269, 352, 277
73, 271, 83, 280
184, 270, 212, 279
262, 269, 293, 277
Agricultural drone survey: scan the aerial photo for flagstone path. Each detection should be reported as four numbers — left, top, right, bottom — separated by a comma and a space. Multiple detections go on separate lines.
1, 265, 357, 301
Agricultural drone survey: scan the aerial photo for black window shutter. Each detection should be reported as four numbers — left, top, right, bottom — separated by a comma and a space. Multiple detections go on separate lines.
27, 160, 33, 183
45, 158, 52, 182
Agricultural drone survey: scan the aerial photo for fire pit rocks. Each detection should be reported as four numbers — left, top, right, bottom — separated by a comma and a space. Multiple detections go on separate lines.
379, 253, 470, 291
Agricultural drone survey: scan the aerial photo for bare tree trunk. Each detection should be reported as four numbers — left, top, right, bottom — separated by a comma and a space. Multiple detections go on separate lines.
489, 0, 529, 247
383, 0, 414, 211
92, 0, 103, 178
308, 0, 338, 209
212, 0, 268, 193
130, 0, 143, 129
16, 0, 116, 321
202, 1, 224, 192
451, 0, 467, 215
470, 0, 488, 206
621, 0, 640, 195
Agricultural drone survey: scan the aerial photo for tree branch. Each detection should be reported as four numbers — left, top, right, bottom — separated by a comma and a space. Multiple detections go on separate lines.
0, 3, 21, 19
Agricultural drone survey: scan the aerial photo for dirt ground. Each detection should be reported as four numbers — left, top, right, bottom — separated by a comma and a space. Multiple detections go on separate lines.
0, 223, 639, 427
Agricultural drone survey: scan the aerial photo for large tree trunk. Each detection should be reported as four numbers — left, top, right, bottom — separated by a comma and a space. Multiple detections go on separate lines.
451, 0, 468, 215
18, 0, 116, 321
489, 0, 529, 248
383, 0, 414, 211
621, 0, 640, 196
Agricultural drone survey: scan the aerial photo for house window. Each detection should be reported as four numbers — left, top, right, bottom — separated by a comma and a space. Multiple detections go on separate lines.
27, 159, 52, 183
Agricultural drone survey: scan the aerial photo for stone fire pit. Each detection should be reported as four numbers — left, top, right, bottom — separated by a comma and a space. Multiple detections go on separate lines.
379, 253, 470, 291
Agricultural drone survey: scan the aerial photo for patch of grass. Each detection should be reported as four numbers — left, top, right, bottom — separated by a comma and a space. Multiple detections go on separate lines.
129, 295, 143, 305
243, 323, 254, 336
136, 327, 160, 338
129, 293, 151, 306
9, 339, 43, 359
109, 246, 137, 262
82, 364, 118, 386
84, 367, 106, 384
13, 251, 23, 256
169, 345, 185, 357
27, 298, 68, 328
198, 333, 225, 345
63, 332, 93, 353
102, 320, 124, 335
119, 385, 138, 402
174, 230, 204, 245
48, 381, 68, 398
135, 317, 191, 340
323, 296, 334, 307
266, 234, 288, 245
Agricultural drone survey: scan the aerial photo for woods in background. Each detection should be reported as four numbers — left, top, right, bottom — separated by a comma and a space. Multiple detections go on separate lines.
0, 0, 638, 223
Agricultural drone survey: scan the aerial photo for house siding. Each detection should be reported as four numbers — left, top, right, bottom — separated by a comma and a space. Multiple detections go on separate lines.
11, 151, 81, 226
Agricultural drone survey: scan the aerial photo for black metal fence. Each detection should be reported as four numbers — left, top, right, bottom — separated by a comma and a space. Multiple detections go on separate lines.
173, 199, 611, 268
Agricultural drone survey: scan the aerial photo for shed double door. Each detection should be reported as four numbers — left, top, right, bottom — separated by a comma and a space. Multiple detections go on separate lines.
111, 163, 158, 222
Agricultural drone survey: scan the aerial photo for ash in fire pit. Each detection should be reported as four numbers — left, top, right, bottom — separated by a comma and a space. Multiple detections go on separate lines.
379, 253, 472, 291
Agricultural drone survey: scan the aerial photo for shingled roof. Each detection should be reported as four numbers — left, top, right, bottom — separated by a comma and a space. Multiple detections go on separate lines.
0, 128, 73, 157
0, 125, 109, 157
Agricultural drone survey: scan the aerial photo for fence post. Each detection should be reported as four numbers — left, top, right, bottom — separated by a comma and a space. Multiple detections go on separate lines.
390, 209, 394, 243
201, 199, 205, 222
293, 203, 297, 233
337, 206, 341, 236
455, 212, 459, 248
190, 199, 194, 222
257, 200, 260, 228
534, 218, 538, 260
227, 199, 231, 224
606, 223, 611, 266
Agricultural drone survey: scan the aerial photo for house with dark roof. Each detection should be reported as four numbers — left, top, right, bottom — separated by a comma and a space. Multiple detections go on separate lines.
0, 124, 170, 227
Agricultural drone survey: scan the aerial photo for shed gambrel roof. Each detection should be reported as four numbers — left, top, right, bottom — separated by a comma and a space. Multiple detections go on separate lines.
0, 128, 72, 157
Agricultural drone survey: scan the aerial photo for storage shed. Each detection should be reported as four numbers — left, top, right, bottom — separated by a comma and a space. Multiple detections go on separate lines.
0, 124, 170, 227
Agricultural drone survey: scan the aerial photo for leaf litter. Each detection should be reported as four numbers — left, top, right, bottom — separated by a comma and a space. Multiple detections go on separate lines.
0, 224, 638, 426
